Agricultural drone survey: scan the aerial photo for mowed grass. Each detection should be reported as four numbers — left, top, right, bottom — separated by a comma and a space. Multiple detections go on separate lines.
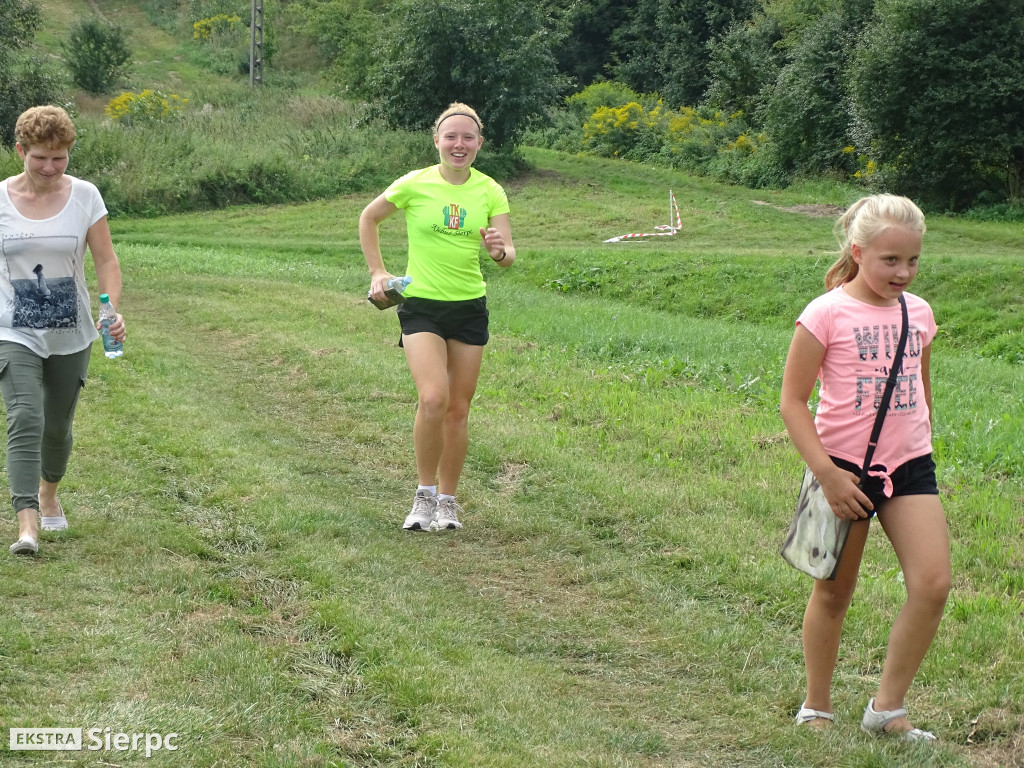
0, 151, 1022, 767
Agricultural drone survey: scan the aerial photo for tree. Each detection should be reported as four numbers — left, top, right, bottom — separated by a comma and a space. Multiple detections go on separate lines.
703, 11, 786, 117
363, 0, 566, 149
0, 0, 55, 145
611, 0, 757, 107
546, 0, 637, 89
759, 3, 870, 176
850, 0, 1024, 208
0, 0, 39, 53
63, 17, 133, 95
294, 0, 391, 96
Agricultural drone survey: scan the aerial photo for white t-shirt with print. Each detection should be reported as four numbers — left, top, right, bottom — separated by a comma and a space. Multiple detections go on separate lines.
0, 176, 106, 357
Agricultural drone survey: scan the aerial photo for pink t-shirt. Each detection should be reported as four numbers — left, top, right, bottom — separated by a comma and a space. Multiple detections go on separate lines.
797, 285, 937, 477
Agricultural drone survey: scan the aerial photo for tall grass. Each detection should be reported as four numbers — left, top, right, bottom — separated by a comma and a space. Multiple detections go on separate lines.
0, 86, 527, 217
0, 92, 429, 216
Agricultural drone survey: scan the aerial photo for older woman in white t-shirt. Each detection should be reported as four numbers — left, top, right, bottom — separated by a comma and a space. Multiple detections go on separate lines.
0, 105, 125, 555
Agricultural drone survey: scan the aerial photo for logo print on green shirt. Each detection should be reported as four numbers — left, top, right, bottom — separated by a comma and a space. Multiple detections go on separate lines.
443, 204, 467, 230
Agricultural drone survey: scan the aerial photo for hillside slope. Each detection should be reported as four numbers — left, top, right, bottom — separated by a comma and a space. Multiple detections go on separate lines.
36, 0, 323, 113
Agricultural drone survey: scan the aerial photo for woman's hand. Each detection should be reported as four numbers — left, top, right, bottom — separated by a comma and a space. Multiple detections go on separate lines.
479, 226, 506, 261
368, 273, 397, 303
97, 313, 126, 343
818, 465, 873, 520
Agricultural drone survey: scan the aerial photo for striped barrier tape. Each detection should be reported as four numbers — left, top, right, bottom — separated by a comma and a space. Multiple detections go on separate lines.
604, 190, 681, 243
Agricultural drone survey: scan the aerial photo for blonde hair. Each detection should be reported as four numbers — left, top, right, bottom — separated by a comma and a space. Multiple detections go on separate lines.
14, 105, 77, 150
825, 194, 926, 290
433, 102, 483, 136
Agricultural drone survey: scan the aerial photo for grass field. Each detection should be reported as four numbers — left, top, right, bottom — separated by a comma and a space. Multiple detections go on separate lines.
0, 145, 1021, 767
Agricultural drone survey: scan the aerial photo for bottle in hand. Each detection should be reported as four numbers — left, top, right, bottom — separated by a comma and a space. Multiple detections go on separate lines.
368, 275, 412, 310
98, 293, 123, 358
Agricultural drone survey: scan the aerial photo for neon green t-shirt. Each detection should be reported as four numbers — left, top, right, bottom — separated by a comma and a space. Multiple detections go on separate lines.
384, 165, 510, 301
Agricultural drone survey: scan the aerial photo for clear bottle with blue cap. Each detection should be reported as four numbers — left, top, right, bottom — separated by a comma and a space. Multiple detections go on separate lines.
98, 293, 123, 358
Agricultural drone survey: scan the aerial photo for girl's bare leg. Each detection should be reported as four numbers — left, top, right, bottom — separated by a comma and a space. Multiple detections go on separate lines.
872, 494, 951, 732
801, 519, 870, 725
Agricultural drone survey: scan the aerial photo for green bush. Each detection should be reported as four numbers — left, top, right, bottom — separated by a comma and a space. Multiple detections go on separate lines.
62, 17, 132, 94
611, 0, 756, 108
556, 89, 782, 187
566, 81, 645, 121
521, 109, 584, 153
523, 82, 647, 153
0, 55, 65, 145
760, 8, 862, 178
849, 0, 1024, 211
105, 89, 188, 125
18, 88, 445, 217
704, 11, 785, 117
583, 101, 664, 160
0, 0, 50, 144
365, 0, 565, 149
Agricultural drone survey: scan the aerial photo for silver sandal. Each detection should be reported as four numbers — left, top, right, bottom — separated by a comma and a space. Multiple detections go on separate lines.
861, 697, 936, 741
41, 499, 69, 531
796, 702, 834, 726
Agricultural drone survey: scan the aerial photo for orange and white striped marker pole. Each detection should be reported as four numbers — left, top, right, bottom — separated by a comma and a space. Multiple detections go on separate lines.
604, 190, 681, 242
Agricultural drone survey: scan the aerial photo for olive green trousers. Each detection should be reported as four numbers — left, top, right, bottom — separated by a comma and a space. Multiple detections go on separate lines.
0, 341, 91, 513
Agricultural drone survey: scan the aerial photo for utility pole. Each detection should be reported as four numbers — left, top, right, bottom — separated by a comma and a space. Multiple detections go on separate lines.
249, 0, 263, 85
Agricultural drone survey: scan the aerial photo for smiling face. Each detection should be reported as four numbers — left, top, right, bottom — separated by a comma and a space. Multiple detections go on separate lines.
16, 142, 71, 189
433, 115, 483, 178
847, 226, 922, 306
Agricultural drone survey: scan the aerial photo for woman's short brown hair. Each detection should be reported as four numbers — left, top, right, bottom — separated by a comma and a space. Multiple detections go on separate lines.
14, 105, 77, 150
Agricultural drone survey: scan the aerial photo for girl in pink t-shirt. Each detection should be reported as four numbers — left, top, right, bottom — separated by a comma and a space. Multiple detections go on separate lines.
780, 194, 950, 741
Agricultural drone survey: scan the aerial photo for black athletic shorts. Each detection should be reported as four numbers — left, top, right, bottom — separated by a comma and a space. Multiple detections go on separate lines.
830, 452, 939, 518
397, 296, 489, 347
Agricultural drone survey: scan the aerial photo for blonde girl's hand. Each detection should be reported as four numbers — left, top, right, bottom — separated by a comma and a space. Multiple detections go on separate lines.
96, 313, 126, 343
369, 273, 397, 303
479, 226, 506, 260
818, 466, 873, 520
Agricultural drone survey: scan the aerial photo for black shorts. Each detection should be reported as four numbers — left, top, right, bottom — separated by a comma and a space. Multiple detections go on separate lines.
397, 296, 489, 347
830, 452, 939, 518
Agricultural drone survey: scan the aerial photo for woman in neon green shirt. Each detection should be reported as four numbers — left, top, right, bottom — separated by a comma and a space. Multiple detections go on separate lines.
360, 102, 516, 532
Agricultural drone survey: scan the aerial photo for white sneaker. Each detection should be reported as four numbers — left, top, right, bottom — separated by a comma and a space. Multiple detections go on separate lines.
433, 496, 464, 531
403, 490, 437, 531
9, 535, 38, 555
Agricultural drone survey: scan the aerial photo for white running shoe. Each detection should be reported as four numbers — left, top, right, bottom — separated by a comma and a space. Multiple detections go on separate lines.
433, 496, 464, 531
403, 489, 437, 531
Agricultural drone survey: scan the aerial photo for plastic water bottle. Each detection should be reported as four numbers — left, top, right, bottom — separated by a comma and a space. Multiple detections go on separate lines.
98, 293, 123, 358
368, 275, 412, 310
